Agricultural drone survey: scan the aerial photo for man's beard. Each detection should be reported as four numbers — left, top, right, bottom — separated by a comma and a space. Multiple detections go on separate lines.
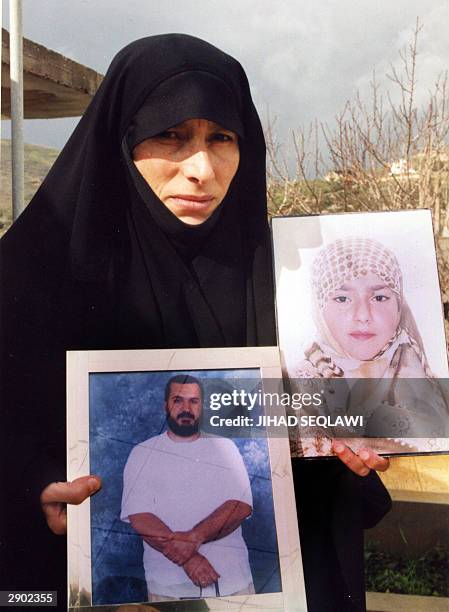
167, 411, 200, 437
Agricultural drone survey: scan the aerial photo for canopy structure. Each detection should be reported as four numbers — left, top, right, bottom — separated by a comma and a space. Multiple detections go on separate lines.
1, 27, 103, 119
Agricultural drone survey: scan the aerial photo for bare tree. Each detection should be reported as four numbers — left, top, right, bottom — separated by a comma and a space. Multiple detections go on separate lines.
266, 19, 449, 350
268, 18, 449, 220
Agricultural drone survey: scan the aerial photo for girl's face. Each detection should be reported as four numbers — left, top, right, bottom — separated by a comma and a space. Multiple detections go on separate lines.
323, 273, 401, 360
133, 118, 240, 225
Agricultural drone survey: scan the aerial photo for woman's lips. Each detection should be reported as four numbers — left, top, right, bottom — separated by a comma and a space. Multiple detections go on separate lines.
349, 332, 376, 341
169, 195, 214, 208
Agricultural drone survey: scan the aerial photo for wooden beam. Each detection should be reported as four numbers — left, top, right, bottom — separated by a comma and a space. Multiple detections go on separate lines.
380, 455, 449, 500
1, 27, 103, 118
367, 592, 449, 612
388, 489, 449, 504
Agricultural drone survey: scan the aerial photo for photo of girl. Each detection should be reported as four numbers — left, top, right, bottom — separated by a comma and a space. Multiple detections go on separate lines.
272, 210, 449, 457
300, 236, 432, 379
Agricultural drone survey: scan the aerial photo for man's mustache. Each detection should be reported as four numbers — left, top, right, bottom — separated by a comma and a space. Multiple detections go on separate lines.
176, 411, 195, 420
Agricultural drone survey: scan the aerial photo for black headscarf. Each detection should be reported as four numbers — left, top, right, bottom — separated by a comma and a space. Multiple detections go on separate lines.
0, 33, 275, 591
116, 67, 252, 349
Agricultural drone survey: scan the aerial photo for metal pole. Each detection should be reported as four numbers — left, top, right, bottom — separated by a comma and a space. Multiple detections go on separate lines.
10, 0, 24, 220
0, 0, 3, 164
1, 1, 3, 168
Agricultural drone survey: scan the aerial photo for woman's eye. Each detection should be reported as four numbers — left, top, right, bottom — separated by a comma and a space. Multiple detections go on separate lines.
163, 131, 178, 139
154, 130, 181, 141
211, 132, 235, 143
373, 295, 389, 302
333, 296, 349, 303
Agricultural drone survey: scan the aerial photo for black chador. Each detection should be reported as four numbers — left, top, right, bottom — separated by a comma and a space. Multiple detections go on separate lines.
0, 34, 390, 612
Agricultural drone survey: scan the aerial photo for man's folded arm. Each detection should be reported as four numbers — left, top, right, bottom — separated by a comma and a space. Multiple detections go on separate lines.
162, 499, 252, 566
189, 498, 252, 544
129, 512, 173, 553
129, 511, 221, 581
129, 500, 251, 567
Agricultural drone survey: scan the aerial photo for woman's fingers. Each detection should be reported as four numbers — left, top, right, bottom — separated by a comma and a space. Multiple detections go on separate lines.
357, 448, 390, 472
41, 476, 102, 535
41, 502, 68, 535
41, 476, 101, 505
332, 441, 390, 475
332, 442, 370, 476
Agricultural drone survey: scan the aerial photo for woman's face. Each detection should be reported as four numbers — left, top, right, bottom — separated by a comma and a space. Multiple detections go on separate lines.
132, 118, 240, 225
323, 273, 401, 360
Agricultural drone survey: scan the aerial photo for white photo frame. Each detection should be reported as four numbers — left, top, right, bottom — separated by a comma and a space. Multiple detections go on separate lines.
272, 210, 449, 458
67, 347, 307, 611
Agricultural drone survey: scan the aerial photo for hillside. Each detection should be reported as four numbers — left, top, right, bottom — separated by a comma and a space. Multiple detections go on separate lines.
1, 139, 59, 235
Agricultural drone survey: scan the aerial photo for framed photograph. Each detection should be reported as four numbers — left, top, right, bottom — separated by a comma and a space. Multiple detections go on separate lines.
67, 347, 306, 611
272, 209, 449, 458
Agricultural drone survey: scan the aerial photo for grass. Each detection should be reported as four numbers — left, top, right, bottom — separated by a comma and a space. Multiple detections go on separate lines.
365, 542, 449, 597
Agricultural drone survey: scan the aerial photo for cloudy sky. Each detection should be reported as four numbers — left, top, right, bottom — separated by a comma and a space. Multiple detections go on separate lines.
2, 0, 449, 157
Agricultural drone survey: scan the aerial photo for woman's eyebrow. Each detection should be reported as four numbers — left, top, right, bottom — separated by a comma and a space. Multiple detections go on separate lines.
336, 283, 390, 291
336, 284, 351, 291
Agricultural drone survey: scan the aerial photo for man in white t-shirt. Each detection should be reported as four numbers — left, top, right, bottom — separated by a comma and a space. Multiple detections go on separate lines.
120, 374, 254, 602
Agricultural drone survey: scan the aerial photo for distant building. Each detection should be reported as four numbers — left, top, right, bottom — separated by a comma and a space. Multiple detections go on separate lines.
324, 169, 356, 183
389, 158, 418, 177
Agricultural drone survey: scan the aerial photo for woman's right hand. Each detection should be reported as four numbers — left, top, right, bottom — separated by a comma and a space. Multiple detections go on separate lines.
40, 475, 102, 535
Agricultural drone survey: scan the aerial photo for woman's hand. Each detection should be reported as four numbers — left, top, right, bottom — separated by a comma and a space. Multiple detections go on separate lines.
332, 441, 390, 476
40, 475, 102, 535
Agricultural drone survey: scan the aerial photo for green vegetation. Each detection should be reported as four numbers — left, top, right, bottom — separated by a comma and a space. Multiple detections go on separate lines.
267, 166, 449, 219
267, 178, 347, 217
365, 542, 449, 597
0, 139, 59, 235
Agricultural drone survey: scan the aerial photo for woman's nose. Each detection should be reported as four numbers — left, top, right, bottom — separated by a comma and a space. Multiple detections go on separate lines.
183, 149, 215, 183
353, 298, 371, 323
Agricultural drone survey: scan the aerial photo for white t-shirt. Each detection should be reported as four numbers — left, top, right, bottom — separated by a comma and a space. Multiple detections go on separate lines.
120, 433, 253, 597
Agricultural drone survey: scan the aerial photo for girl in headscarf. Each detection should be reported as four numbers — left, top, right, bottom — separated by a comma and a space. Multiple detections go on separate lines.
300, 237, 433, 379
292, 236, 449, 454
0, 35, 390, 611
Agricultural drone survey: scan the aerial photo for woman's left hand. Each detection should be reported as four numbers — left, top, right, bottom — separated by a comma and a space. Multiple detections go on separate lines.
331, 441, 390, 476
40, 475, 102, 535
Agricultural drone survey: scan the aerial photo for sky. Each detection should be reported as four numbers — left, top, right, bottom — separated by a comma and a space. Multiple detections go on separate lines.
2, 0, 449, 161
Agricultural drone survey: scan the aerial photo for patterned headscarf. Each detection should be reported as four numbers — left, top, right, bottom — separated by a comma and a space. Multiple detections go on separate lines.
312, 237, 402, 310
303, 236, 432, 378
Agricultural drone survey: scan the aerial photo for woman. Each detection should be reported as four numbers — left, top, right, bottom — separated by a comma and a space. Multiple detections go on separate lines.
0, 35, 389, 611
291, 237, 449, 455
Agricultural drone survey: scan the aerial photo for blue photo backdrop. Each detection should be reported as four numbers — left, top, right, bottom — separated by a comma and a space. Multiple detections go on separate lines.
89, 369, 282, 605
